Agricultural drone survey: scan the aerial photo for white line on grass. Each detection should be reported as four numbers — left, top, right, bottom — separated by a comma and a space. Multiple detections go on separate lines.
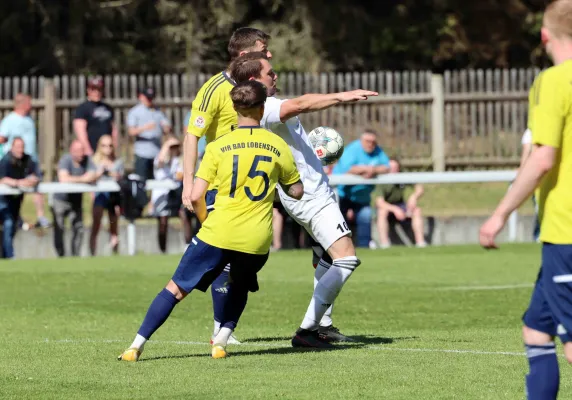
42, 338, 526, 357
435, 283, 533, 291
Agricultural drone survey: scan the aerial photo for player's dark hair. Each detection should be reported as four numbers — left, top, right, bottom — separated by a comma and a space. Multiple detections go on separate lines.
228, 28, 271, 60
362, 128, 379, 136
229, 52, 268, 84
230, 81, 267, 110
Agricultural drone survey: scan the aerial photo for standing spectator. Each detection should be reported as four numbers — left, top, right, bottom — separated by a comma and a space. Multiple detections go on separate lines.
520, 128, 540, 242
375, 159, 427, 249
151, 136, 192, 253
89, 135, 124, 255
73, 77, 117, 156
127, 87, 172, 182
52, 140, 100, 257
0, 93, 50, 228
0, 138, 41, 259
333, 129, 390, 247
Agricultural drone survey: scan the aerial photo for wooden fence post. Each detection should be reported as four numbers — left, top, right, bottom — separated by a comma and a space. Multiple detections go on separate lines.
431, 74, 445, 172
43, 79, 57, 181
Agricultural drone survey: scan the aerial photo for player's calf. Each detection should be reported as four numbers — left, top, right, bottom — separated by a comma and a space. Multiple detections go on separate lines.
522, 325, 559, 400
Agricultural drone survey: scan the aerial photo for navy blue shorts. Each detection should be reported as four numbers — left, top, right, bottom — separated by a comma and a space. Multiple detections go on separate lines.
523, 243, 572, 343
205, 189, 218, 212
172, 237, 268, 294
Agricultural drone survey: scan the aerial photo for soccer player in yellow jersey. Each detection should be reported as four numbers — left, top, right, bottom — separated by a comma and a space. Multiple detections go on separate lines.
182, 28, 272, 344
118, 81, 303, 361
480, 1, 572, 398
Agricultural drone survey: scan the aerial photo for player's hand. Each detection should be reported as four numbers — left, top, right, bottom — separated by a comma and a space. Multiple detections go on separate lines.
479, 213, 507, 249
143, 121, 157, 131
338, 90, 378, 103
406, 198, 417, 214
393, 208, 406, 221
182, 184, 194, 212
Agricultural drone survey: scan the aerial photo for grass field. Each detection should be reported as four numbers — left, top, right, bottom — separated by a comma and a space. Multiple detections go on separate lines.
2, 244, 567, 399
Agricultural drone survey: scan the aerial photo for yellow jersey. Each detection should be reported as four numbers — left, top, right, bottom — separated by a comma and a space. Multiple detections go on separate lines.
528, 60, 572, 243
196, 126, 300, 254
187, 71, 237, 143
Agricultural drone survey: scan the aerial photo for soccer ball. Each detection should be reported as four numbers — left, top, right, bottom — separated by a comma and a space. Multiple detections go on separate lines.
307, 126, 344, 166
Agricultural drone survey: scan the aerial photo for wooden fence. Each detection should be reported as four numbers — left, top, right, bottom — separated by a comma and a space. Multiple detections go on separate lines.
0, 69, 539, 178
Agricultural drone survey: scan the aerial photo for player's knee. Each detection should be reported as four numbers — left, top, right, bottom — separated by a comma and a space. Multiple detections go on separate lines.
166, 279, 187, 301
563, 342, 572, 363
328, 236, 356, 259
522, 325, 553, 345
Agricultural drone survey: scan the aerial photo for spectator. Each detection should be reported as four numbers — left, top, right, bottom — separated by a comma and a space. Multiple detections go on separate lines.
89, 135, 124, 255
333, 129, 390, 247
151, 136, 192, 253
0, 138, 41, 259
127, 87, 172, 182
73, 77, 117, 156
375, 159, 427, 249
520, 128, 540, 242
52, 140, 100, 257
0, 93, 50, 229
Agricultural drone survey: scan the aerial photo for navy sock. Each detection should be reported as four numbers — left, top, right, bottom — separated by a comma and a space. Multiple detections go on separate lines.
525, 343, 559, 400
211, 268, 230, 324
137, 288, 179, 339
220, 284, 248, 331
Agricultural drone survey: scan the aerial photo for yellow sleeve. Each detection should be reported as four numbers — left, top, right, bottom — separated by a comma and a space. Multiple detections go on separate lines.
278, 141, 300, 186
529, 69, 569, 148
187, 81, 221, 139
196, 143, 219, 183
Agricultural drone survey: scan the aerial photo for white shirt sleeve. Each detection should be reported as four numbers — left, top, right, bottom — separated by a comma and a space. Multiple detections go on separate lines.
521, 129, 532, 145
261, 97, 288, 129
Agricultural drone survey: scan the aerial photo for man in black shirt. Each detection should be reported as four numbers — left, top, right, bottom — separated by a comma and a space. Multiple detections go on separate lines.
73, 77, 117, 155
0, 138, 41, 259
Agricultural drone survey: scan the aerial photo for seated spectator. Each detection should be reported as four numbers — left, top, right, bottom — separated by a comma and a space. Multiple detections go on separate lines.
0, 138, 41, 259
332, 129, 390, 247
89, 135, 124, 255
375, 159, 427, 249
52, 140, 100, 257
151, 136, 193, 253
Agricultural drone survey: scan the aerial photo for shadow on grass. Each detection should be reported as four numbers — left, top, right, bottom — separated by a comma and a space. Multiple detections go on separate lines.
138, 336, 420, 362
243, 335, 420, 345
139, 344, 356, 362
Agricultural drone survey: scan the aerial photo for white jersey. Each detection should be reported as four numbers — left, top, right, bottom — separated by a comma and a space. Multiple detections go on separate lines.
261, 96, 330, 199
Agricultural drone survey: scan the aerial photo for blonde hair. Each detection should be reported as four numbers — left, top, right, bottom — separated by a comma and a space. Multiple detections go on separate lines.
544, 0, 572, 38
93, 134, 116, 165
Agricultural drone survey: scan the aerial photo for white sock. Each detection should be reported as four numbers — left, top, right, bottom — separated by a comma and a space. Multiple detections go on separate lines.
213, 327, 233, 346
130, 334, 147, 350
213, 320, 221, 337
315, 259, 334, 327
300, 256, 359, 330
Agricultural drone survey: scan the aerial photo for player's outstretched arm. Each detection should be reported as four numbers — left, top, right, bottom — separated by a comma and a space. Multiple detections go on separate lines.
279, 179, 304, 200
190, 177, 209, 223
279, 90, 378, 122
182, 134, 199, 211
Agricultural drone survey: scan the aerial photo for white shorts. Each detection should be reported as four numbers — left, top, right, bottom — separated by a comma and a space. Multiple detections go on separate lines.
279, 189, 351, 251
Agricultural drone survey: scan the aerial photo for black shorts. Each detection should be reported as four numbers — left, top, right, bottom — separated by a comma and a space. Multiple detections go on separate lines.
134, 156, 155, 181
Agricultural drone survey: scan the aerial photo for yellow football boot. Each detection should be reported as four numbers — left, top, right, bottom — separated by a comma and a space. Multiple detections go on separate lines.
211, 344, 228, 359
117, 348, 141, 362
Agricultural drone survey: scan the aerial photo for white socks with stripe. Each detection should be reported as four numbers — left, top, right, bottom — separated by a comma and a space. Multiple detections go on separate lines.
314, 259, 334, 327
301, 256, 359, 330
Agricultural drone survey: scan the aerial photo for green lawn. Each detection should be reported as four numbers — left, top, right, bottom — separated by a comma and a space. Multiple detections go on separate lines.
17, 182, 532, 227
1, 244, 568, 399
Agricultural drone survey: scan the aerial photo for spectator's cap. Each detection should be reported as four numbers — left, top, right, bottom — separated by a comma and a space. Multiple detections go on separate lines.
138, 86, 155, 100
87, 76, 104, 90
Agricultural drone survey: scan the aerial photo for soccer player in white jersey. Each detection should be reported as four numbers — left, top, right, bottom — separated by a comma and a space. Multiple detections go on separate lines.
230, 52, 377, 347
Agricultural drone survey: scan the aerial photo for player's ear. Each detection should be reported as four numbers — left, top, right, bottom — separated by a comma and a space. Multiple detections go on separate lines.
541, 27, 550, 45
248, 77, 255, 82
